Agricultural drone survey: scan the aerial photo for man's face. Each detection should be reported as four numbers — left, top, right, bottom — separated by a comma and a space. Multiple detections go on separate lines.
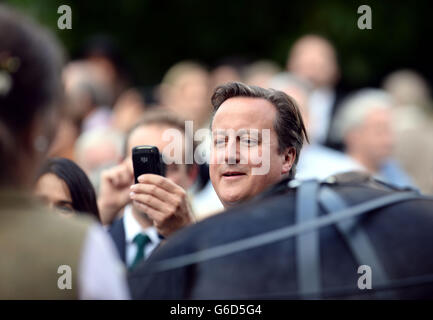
210, 97, 294, 208
288, 37, 338, 89
127, 124, 192, 190
349, 108, 394, 168
168, 70, 211, 127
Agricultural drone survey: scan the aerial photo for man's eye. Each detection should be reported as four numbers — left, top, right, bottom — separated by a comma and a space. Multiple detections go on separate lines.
240, 138, 258, 146
214, 139, 226, 146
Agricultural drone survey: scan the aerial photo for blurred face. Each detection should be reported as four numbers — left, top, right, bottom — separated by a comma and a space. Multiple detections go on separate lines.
112, 88, 146, 133
210, 65, 241, 90
87, 56, 117, 93
81, 142, 120, 175
348, 108, 394, 169
127, 124, 192, 189
168, 70, 211, 127
288, 36, 339, 88
210, 97, 294, 208
34, 173, 74, 215
62, 63, 93, 120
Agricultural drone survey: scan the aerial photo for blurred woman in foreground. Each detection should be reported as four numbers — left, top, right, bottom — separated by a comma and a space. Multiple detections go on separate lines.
0, 4, 128, 299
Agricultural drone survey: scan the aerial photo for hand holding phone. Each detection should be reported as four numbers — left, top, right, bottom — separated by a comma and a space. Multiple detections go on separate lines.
130, 145, 195, 237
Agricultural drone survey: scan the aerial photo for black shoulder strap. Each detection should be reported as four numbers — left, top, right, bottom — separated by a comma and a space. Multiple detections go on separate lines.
296, 180, 321, 297
319, 186, 394, 298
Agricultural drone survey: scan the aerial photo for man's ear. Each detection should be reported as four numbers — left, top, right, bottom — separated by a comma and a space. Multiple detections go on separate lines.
281, 147, 296, 175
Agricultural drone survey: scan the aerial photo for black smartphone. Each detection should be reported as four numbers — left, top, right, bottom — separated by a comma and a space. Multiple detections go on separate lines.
132, 145, 165, 183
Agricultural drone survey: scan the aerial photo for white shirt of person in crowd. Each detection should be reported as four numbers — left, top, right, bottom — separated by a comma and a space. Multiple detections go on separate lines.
123, 204, 161, 267
296, 143, 414, 189
296, 143, 358, 181
78, 224, 130, 299
308, 88, 336, 144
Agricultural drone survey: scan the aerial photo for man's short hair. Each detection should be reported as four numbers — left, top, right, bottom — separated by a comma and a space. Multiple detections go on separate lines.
210, 82, 309, 179
161, 61, 207, 86
124, 109, 194, 169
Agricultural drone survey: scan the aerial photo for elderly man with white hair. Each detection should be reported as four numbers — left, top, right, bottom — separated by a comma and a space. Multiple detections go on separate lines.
331, 88, 414, 188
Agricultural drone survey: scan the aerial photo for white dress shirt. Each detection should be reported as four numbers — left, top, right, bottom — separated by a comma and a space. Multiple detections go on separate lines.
309, 88, 336, 144
122, 204, 161, 267
296, 143, 361, 181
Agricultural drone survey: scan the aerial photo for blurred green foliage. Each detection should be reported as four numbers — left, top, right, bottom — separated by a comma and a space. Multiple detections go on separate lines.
5, 0, 433, 89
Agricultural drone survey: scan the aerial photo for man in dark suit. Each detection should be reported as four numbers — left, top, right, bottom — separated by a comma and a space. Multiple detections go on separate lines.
99, 110, 197, 269
129, 172, 433, 299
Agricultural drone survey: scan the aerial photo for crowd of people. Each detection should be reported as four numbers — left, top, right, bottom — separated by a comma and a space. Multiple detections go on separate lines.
1, 4, 432, 299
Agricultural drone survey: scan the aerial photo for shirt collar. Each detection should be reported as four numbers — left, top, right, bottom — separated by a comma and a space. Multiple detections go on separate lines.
123, 204, 160, 244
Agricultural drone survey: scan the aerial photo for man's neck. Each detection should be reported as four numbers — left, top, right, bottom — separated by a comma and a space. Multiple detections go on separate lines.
349, 152, 379, 174
131, 206, 153, 230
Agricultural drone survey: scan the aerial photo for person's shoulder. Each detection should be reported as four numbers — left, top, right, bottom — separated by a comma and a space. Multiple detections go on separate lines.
27, 204, 96, 246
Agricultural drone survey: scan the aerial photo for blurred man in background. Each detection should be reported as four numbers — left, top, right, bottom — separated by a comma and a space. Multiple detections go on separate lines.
331, 89, 414, 189
48, 61, 113, 160
80, 35, 130, 105
98, 110, 197, 269
383, 70, 433, 194
242, 60, 281, 88
111, 87, 147, 133
287, 34, 344, 148
158, 61, 211, 130
62, 61, 113, 132
209, 57, 245, 91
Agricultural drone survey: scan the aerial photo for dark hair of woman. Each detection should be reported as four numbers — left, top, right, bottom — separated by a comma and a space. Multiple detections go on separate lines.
36, 158, 100, 221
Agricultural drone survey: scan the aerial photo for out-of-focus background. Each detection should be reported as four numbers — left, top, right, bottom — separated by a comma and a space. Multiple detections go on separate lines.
5, 0, 433, 218
7, 0, 433, 89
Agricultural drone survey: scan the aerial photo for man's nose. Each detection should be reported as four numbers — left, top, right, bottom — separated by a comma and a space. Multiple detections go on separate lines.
225, 138, 240, 165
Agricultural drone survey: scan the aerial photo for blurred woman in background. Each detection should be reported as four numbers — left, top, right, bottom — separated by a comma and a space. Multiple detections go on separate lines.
34, 158, 100, 221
